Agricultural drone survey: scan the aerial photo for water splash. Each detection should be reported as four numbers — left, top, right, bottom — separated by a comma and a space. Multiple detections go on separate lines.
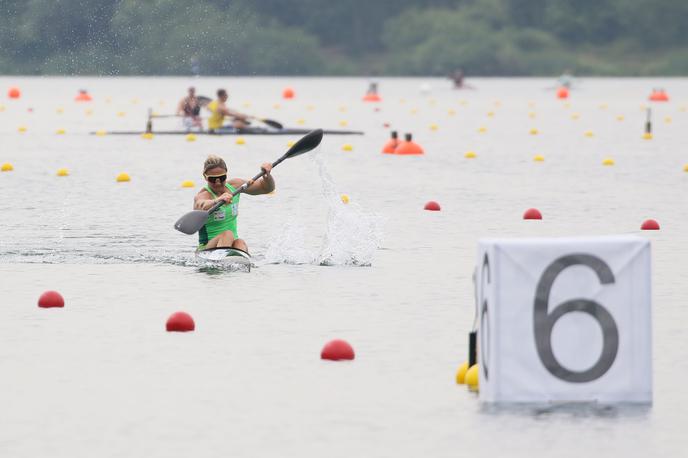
264, 148, 384, 267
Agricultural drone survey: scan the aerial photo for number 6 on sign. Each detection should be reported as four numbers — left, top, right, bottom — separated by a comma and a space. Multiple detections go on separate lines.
475, 236, 652, 404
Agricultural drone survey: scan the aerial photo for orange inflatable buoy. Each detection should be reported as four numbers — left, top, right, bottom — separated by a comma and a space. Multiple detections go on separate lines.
7, 87, 21, 99
394, 133, 424, 155
363, 93, 381, 102
649, 88, 669, 102
282, 87, 295, 99
75, 89, 92, 102
556, 87, 569, 99
381, 131, 399, 154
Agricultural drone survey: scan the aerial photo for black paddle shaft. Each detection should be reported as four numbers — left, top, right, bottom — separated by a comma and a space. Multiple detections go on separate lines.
174, 129, 323, 234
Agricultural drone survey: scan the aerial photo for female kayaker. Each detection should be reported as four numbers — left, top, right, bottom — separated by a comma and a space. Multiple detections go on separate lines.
194, 155, 274, 252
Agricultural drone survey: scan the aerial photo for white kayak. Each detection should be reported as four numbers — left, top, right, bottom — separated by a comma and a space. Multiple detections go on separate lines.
195, 247, 251, 271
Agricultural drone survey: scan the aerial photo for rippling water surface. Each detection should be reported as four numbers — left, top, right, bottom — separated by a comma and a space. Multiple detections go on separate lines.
1, 76, 687, 457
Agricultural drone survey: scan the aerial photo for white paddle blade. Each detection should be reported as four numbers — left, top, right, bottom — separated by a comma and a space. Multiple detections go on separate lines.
174, 210, 209, 234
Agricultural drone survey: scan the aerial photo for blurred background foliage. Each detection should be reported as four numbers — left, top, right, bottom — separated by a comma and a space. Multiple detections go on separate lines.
1, 0, 687, 75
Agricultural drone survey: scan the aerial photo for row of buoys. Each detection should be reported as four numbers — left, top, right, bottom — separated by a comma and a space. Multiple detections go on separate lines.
522, 207, 661, 229
381, 131, 424, 155
37, 291, 356, 360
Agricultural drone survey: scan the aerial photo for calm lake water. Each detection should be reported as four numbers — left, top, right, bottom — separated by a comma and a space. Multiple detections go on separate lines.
1, 76, 687, 457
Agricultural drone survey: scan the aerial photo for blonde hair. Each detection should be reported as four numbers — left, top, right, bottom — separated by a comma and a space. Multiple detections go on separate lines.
203, 155, 227, 174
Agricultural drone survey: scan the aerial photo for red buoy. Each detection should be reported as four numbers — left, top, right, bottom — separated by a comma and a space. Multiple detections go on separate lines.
38, 290, 64, 308
282, 87, 295, 99
556, 87, 569, 99
321, 339, 355, 360
382, 130, 399, 154
8, 87, 21, 99
424, 201, 441, 211
641, 219, 660, 230
166, 311, 195, 332
523, 208, 542, 220
394, 133, 424, 155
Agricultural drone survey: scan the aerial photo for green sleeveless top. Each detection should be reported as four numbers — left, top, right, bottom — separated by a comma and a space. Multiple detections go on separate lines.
198, 183, 240, 247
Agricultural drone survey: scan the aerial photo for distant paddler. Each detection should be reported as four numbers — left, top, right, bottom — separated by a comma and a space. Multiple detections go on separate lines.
176, 86, 203, 130
194, 155, 274, 253
206, 88, 252, 132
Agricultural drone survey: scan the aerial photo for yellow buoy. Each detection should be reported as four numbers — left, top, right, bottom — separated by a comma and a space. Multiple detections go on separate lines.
296, 118, 305, 125
181, 180, 195, 188
95, 130, 107, 136
584, 130, 594, 137
448, 109, 456, 116
85, 109, 93, 116
683, 164, 688, 172
602, 158, 615, 166
0, 104, 5, 111
664, 116, 672, 124
141, 132, 154, 140
599, 103, 608, 110
616, 115, 624, 121
455, 361, 469, 385
185, 133, 197, 142
528, 111, 536, 119
1, 162, 14, 172
529, 128, 539, 135
339, 120, 348, 127
116, 172, 130, 182
533, 154, 544, 162
18, 126, 27, 133
459, 99, 467, 106
429, 123, 438, 131
117, 111, 126, 117
478, 126, 487, 133
56, 107, 64, 114
287, 140, 295, 147
465, 364, 479, 388
571, 113, 580, 120
340, 194, 350, 204
342, 144, 353, 152
487, 111, 495, 118
643, 132, 653, 140
57, 168, 69, 176
464, 151, 476, 159
56, 128, 66, 135
410, 109, 418, 115
235, 137, 246, 145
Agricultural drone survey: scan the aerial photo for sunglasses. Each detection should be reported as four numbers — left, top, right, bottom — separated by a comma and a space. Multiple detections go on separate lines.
205, 174, 227, 183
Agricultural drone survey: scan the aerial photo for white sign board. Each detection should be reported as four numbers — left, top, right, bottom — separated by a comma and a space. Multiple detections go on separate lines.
476, 236, 652, 404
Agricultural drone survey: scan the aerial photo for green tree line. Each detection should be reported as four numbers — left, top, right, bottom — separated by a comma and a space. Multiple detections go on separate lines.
1, 0, 686, 75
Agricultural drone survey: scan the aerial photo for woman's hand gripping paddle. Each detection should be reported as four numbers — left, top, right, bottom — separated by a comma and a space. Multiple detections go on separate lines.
173, 129, 324, 235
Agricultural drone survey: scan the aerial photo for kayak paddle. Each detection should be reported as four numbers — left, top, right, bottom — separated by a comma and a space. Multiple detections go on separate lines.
174, 128, 324, 235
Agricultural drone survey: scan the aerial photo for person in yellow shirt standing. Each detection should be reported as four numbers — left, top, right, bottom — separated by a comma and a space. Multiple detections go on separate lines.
206, 89, 252, 132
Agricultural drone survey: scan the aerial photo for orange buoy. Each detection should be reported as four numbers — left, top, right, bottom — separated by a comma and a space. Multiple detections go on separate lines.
424, 201, 441, 211
38, 290, 64, 308
640, 219, 660, 230
75, 90, 92, 102
394, 133, 424, 155
381, 131, 399, 154
523, 208, 542, 220
7, 87, 20, 99
282, 87, 295, 99
649, 89, 669, 102
166, 311, 195, 332
363, 93, 381, 102
556, 87, 569, 99
321, 339, 355, 361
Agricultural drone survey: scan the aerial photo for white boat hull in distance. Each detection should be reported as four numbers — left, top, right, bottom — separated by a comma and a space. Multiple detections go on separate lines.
195, 247, 252, 271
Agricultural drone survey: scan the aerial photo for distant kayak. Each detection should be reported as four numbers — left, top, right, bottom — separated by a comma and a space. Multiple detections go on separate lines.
92, 127, 363, 136
196, 247, 251, 271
